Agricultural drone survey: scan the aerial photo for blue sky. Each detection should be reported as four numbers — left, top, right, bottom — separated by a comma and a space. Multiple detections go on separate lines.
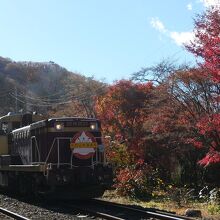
0, 0, 219, 82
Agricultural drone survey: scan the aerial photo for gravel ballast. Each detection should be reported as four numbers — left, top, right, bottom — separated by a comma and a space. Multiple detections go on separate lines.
0, 193, 92, 220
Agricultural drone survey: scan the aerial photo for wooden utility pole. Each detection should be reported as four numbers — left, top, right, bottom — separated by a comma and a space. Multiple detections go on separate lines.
15, 87, 18, 113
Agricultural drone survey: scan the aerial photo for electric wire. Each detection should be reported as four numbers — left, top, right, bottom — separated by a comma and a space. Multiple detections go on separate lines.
9, 93, 72, 107
0, 89, 14, 95
13, 85, 106, 104
9, 85, 106, 107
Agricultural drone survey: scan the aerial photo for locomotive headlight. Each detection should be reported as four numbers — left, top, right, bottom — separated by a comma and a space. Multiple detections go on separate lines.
55, 122, 64, 130
90, 122, 97, 130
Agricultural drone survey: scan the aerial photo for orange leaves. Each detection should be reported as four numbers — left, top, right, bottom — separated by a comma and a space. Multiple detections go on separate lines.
114, 162, 153, 197
95, 80, 154, 153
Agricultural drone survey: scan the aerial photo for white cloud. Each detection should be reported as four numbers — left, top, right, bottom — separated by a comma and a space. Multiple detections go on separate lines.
150, 17, 194, 46
170, 31, 194, 46
150, 17, 167, 33
187, 3, 193, 10
199, 0, 220, 7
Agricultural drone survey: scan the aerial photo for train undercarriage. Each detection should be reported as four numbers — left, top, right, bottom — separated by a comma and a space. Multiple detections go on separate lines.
0, 163, 112, 199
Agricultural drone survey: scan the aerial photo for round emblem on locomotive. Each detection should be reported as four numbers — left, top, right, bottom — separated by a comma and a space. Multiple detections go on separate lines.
70, 131, 98, 159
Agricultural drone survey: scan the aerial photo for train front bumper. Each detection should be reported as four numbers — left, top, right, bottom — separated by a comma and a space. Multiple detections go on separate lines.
46, 164, 113, 188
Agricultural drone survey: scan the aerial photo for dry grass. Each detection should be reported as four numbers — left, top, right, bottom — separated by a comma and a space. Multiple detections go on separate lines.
102, 190, 220, 220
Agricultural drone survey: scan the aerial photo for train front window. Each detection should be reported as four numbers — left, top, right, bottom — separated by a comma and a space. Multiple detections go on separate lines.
65, 121, 72, 127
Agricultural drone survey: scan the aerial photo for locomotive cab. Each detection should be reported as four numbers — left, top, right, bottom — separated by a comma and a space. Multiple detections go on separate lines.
0, 115, 112, 198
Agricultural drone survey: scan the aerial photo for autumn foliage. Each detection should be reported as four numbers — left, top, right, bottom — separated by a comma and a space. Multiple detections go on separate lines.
185, 8, 220, 167
95, 80, 158, 197
186, 7, 220, 82
94, 7, 220, 197
114, 159, 154, 198
95, 80, 154, 159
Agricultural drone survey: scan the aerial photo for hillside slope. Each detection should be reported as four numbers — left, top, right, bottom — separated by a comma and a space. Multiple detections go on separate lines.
0, 56, 105, 117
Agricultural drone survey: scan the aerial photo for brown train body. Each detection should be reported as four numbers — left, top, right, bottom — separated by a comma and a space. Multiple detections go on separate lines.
0, 113, 112, 199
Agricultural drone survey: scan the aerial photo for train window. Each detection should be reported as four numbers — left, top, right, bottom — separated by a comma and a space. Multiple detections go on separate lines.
2, 123, 8, 132
72, 121, 90, 127
65, 121, 72, 127
78, 121, 89, 127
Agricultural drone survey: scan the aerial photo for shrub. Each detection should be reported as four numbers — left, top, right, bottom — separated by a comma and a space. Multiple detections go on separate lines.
114, 160, 156, 199
208, 204, 220, 215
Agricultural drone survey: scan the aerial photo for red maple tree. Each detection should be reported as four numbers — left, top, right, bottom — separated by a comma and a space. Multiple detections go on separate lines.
95, 80, 154, 159
186, 7, 220, 82
186, 7, 220, 166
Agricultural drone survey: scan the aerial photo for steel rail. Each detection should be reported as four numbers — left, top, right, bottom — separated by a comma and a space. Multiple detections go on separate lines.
0, 207, 30, 220
66, 204, 124, 220
91, 199, 195, 220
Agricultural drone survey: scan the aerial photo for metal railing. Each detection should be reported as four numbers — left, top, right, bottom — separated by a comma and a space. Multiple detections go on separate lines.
44, 137, 103, 169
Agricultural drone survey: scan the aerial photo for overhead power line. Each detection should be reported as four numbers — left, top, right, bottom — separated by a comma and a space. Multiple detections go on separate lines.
9, 85, 106, 107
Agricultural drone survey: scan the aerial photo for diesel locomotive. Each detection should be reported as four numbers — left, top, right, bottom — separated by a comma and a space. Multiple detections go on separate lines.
0, 112, 112, 198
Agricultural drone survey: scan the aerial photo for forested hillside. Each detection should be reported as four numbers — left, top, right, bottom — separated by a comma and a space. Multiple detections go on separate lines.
0, 56, 105, 117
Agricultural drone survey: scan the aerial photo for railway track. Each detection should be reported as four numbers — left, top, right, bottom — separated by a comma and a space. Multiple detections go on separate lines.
0, 197, 196, 220
65, 199, 196, 220
0, 207, 30, 220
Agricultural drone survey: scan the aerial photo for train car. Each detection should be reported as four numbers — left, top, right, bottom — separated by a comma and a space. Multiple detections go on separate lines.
0, 112, 45, 159
0, 114, 112, 199
0, 112, 45, 130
